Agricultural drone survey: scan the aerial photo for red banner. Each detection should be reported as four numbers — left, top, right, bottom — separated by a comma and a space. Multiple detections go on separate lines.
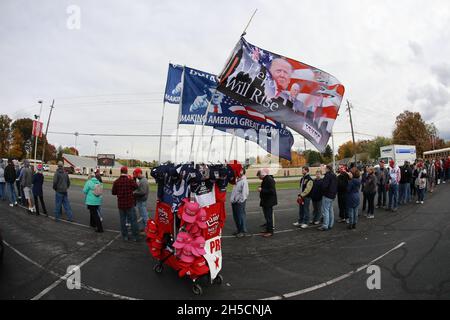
32, 120, 43, 138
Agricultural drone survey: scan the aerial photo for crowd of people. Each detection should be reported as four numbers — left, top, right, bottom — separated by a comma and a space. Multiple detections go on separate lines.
0, 159, 150, 242
1, 155, 449, 241
228, 155, 450, 238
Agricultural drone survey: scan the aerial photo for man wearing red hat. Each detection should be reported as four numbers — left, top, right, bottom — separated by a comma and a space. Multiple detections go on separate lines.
112, 166, 140, 241
133, 168, 149, 232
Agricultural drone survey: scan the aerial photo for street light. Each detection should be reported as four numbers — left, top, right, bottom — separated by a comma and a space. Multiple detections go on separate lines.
93, 140, 98, 156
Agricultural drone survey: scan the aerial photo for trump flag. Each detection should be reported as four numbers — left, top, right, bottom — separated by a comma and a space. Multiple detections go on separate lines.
179, 66, 294, 160
217, 38, 345, 152
164, 63, 183, 104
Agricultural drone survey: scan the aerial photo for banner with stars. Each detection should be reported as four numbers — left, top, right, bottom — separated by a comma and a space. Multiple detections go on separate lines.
217, 37, 345, 152
178, 66, 294, 160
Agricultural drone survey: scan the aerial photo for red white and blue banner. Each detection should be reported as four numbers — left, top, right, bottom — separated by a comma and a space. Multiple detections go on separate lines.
217, 38, 345, 152
179, 66, 294, 160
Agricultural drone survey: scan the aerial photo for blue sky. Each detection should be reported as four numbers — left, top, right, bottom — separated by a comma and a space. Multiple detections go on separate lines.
1, 0, 449, 161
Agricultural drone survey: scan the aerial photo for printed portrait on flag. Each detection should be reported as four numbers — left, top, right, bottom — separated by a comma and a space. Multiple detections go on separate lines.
164, 63, 184, 104
217, 38, 345, 152
179, 66, 294, 160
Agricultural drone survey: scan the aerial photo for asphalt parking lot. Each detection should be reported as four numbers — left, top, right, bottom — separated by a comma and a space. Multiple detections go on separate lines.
1, 182, 449, 300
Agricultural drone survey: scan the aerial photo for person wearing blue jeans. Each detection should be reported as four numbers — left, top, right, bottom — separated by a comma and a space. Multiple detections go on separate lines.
54, 192, 74, 221
4, 159, 18, 207
119, 208, 139, 240
318, 165, 338, 232
135, 200, 148, 230
346, 167, 361, 230
295, 167, 313, 229
6, 182, 17, 206
387, 160, 401, 212
231, 170, 250, 238
232, 202, 248, 236
132, 168, 149, 231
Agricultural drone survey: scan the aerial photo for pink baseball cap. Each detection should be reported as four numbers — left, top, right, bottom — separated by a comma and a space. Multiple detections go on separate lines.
172, 232, 192, 249
182, 200, 200, 224
191, 236, 206, 257
195, 208, 208, 229
179, 244, 195, 263
186, 223, 200, 235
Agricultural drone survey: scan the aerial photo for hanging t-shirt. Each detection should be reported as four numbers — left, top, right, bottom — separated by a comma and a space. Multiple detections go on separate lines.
214, 183, 227, 203
171, 178, 191, 213
155, 202, 174, 236
192, 180, 216, 208
202, 202, 226, 240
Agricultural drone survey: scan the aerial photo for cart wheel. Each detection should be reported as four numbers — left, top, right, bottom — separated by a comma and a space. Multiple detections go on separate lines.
213, 274, 223, 285
192, 283, 203, 296
153, 264, 163, 274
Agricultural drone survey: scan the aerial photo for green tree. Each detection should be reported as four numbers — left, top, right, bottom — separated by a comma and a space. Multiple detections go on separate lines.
304, 150, 323, 166
367, 136, 393, 160
0, 114, 12, 158
321, 145, 333, 164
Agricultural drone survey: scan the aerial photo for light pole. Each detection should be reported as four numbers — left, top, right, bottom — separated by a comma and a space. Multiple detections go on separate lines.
74, 132, 79, 153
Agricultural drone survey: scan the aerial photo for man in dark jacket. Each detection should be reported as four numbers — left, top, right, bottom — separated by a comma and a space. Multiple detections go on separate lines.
4, 159, 18, 207
33, 165, 47, 216
376, 160, 388, 208
53, 161, 73, 222
399, 161, 412, 205
258, 168, 277, 238
337, 165, 349, 223
310, 170, 323, 225
294, 166, 313, 229
112, 166, 140, 241
318, 165, 337, 231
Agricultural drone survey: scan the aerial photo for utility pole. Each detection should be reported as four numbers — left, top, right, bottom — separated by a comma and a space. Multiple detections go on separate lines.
346, 100, 357, 164
41, 99, 55, 162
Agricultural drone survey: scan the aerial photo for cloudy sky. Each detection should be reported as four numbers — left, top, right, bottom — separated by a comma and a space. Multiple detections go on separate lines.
1, 0, 449, 162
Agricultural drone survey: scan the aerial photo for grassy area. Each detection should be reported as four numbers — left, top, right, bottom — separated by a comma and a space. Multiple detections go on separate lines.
45, 176, 300, 192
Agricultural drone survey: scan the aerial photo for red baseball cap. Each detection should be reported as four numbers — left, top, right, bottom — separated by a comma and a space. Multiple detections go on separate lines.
190, 257, 209, 276
120, 166, 128, 174
133, 168, 142, 177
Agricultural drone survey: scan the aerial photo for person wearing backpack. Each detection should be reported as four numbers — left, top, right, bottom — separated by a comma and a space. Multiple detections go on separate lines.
83, 173, 104, 233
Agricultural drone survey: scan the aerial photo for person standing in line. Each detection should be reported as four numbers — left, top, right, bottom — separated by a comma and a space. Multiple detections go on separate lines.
20, 160, 35, 213
337, 165, 349, 223
346, 167, 361, 230
310, 169, 323, 225
361, 166, 369, 214
83, 173, 104, 233
14, 160, 23, 204
53, 161, 74, 222
376, 160, 388, 209
434, 158, 442, 185
444, 156, 450, 184
415, 160, 427, 204
410, 162, 418, 198
427, 160, 436, 193
230, 167, 250, 238
258, 168, 277, 238
112, 166, 140, 241
318, 165, 338, 232
364, 167, 377, 219
32, 164, 47, 216
294, 166, 313, 229
4, 159, 18, 207
387, 160, 401, 212
0, 159, 6, 201
399, 161, 412, 205
133, 168, 150, 232
94, 169, 104, 222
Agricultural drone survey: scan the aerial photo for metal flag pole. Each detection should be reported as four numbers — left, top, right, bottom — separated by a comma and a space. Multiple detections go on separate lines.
206, 127, 215, 161
175, 65, 186, 163
228, 129, 236, 161
332, 129, 336, 171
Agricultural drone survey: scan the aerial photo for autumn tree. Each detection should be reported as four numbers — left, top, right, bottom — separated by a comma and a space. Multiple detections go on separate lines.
0, 114, 12, 158
337, 141, 354, 160
11, 118, 33, 159
393, 111, 431, 156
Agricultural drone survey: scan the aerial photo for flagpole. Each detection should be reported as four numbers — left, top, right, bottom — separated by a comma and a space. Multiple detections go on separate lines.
228, 129, 236, 161
175, 65, 186, 163
206, 128, 215, 161
241, 9, 257, 37
158, 102, 166, 165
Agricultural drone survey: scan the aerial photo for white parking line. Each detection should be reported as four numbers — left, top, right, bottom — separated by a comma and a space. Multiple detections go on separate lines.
28, 233, 131, 300
3, 240, 140, 300
261, 242, 406, 300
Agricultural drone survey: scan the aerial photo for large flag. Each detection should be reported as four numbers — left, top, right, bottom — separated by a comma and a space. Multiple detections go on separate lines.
32, 120, 43, 138
164, 63, 183, 104
179, 66, 294, 160
217, 38, 345, 152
